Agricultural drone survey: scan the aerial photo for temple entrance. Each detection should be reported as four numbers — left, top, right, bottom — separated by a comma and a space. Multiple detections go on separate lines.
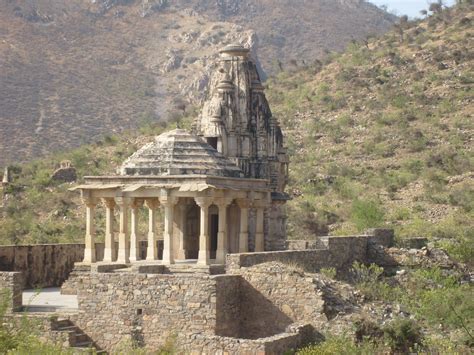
186, 204, 200, 259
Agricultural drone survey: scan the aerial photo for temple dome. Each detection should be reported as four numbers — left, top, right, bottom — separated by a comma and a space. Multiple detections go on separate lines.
120, 129, 243, 178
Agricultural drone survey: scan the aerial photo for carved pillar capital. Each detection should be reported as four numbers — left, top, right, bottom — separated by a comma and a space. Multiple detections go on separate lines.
159, 196, 178, 207
114, 196, 131, 210
214, 197, 233, 209
130, 198, 144, 209
102, 197, 116, 209
236, 198, 251, 209
194, 196, 213, 209
82, 196, 98, 208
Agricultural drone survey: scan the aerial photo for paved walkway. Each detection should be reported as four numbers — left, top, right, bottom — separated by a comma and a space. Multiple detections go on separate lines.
22, 287, 78, 312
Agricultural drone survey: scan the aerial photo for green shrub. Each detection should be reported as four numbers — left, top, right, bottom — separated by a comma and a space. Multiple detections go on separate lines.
320, 268, 337, 279
297, 335, 380, 355
383, 318, 424, 353
0, 292, 70, 353
449, 182, 474, 211
350, 199, 385, 231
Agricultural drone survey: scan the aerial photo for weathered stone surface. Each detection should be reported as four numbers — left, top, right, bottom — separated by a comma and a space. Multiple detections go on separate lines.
120, 129, 243, 177
194, 45, 289, 251
51, 160, 77, 182
367, 244, 461, 270
227, 235, 370, 274
0, 244, 84, 288
61, 266, 321, 353
0, 271, 23, 312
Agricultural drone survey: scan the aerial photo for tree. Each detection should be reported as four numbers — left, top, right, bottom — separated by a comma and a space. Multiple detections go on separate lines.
429, 1, 443, 14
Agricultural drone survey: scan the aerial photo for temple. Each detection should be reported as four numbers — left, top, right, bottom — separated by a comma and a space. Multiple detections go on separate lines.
74, 44, 289, 267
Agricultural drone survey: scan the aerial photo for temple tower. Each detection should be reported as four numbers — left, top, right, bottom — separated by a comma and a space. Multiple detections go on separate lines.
194, 44, 289, 250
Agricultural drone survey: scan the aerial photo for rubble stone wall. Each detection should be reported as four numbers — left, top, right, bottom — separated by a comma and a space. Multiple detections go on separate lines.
0, 241, 163, 288
0, 244, 85, 288
238, 263, 325, 339
0, 271, 24, 312
183, 323, 314, 354
227, 234, 393, 274
72, 272, 229, 351
68, 268, 320, 353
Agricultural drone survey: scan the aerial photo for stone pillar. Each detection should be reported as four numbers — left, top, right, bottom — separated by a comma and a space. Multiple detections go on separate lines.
160, 195, 177, 265
145, 198, 160, 261
237, 199, 250, 253
177, 204, 187, 260
102, 198, 116, 263
255, 204, 266, 252
129, 199, 143, 262
216, 198, 233, 264
83, 198, 97, 263
195, 197, 212, 266
116, 197, 130, 264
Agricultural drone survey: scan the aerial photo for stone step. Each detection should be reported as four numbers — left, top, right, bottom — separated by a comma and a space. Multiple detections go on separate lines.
58, 325, 77, 332
73, 341, 94, 348
55, 318, 73, 328
73, 333, 90, 344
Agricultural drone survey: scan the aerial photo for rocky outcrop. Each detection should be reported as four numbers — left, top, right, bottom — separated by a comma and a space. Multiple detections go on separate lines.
51, 161, 77, 182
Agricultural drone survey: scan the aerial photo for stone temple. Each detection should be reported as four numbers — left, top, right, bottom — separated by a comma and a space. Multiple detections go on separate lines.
74, 44, 289, 267
0, 45, 397, 354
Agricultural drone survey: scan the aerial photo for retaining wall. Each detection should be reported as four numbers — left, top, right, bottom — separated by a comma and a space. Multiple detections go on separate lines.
0, 241, 163, 288
228, 231, 394, 274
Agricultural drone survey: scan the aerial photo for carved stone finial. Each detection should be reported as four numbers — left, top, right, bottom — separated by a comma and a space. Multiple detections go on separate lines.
219, 44, 250, 58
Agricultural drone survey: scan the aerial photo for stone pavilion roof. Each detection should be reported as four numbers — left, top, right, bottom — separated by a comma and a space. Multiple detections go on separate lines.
120, 129, 243, 178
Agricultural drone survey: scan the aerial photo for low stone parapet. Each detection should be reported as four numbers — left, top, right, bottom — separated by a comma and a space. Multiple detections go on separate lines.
228, 235, 374, 274
182, 323, 315, 354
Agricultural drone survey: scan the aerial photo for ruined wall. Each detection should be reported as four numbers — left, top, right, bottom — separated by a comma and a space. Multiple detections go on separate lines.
0, 241, 163, 289
181, 324, 314, 354
72, 273, 232, 351
238, 263, 325, 339
0, 271, 23, 312
227, 234, 393, 274
66, 269, 318, 353
0, 244, 84, 288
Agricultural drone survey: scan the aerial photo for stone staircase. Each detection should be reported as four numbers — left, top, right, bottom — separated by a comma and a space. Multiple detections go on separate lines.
51, 318, 106, 354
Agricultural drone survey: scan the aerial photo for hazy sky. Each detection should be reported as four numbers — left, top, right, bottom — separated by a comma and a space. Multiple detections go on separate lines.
369, 0, 457, 18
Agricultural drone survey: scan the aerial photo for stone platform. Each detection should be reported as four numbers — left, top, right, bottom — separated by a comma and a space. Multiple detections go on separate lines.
22, 287, 78, 313
75, 260, 226, 275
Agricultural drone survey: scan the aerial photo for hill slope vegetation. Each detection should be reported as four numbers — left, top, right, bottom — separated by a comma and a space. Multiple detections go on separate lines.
266, 1, 473, 263
0, 0, 394, 166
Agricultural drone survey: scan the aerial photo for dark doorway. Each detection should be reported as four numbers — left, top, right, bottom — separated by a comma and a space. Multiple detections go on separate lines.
186, 204, 200, 259
210, 214, 219, 260
207, 137, 218, 150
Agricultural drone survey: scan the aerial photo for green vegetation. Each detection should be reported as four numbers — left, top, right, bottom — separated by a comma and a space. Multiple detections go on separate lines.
265, 1, 473, 266
0, 290, 71, 354
300, 262, 473, 354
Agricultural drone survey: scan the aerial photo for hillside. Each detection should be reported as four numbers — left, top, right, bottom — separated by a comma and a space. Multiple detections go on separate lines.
168, 0, 396, 71
265, 1, 473, 258
0, 0, 395, 166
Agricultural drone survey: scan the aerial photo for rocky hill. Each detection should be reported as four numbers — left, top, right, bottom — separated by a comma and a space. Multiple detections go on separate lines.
265, 2, 473, 255
0, 0, 395, 166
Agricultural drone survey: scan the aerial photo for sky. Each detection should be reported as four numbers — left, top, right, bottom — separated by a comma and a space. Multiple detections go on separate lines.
369, 0, 457, 18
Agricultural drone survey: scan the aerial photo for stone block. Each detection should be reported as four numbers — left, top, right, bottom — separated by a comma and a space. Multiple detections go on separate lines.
366, 228, 395, 247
